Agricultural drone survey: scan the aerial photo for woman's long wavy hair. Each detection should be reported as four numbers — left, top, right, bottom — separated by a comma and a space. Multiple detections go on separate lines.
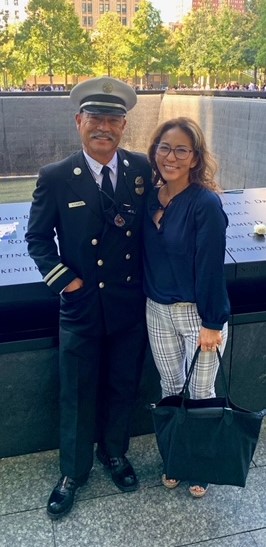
148, 117, 221, 192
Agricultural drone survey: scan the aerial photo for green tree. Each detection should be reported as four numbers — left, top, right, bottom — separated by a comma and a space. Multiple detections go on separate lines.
127, 0, 167, 86
177, 7, 215, 85
211, 6, 246, 84
0, 12, 16, 88
254, 0, 266, 83
152, 27, 180, 86
54, 2, 92, 86
16, 0, 92, 87
90, 12, 128, 78
177, 3, 252, 87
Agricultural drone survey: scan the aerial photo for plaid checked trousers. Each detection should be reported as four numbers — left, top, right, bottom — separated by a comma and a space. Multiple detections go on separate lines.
146, 298, 228, 399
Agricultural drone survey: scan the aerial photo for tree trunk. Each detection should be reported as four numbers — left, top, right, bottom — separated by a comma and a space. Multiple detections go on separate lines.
254, 66, 257, 86
145, 72, 149, 88
189, 67, 194, 86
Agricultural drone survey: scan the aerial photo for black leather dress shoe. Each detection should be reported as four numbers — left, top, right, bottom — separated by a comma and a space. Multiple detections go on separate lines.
96, 448, 138, 492
109, 456, 139, 492
47, 474, 88, 519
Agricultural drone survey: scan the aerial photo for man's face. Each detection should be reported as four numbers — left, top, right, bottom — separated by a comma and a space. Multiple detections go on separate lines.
75, 112, 127, 163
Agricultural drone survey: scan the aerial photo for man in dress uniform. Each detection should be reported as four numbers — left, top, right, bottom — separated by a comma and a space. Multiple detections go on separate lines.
26, 76, 152, 519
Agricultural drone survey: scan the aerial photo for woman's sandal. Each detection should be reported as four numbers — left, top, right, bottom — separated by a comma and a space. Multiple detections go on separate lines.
189, 483, 209, 498
162, 474, 180, 489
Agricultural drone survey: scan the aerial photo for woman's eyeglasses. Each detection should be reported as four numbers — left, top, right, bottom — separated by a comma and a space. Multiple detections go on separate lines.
155, 144, 193, 160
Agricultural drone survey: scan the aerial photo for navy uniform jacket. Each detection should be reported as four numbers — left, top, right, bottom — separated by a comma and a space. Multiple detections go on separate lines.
26, 148, 152, 335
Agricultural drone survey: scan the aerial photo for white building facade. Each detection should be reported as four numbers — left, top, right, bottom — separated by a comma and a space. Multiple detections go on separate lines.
0, 0, 28, 28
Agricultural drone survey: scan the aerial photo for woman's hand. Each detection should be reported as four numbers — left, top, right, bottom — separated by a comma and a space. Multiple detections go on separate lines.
197, 327, 222, 352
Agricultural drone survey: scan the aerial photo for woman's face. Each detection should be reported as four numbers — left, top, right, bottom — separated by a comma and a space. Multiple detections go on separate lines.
155, 127, 197, 186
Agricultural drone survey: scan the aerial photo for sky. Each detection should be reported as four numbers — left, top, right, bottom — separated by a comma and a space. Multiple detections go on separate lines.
150, 0, 178, 23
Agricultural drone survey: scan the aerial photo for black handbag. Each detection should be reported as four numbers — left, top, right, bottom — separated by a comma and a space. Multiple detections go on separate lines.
150, 347, 265, 487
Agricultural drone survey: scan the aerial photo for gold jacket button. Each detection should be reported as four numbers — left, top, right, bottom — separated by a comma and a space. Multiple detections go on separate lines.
99, 282, 105, 288
91, 239, 98, 245
126, 276, 131, 282
125, 254, 131, 260
126, 230, 132, 237
97, 259, 104, 266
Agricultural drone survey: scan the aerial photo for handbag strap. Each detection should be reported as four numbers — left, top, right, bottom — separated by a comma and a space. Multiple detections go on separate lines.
180, 346, 230, 407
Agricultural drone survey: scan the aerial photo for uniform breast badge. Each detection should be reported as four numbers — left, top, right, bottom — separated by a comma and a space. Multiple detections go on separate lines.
134, 176, 144, 195
114, 214, 126, 227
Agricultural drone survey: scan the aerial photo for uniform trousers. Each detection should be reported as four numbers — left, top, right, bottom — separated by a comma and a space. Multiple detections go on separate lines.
58, 318, 147, 479
146, 298, 228, 400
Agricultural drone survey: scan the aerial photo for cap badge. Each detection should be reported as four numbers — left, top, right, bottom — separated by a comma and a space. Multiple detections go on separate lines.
102, 82, 113, 94
135, 187, 144, 195
73, 167, 82, 175
134, 176, 144, 186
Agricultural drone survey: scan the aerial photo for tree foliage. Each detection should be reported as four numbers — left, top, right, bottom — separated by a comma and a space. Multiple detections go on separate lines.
0, 12, 18, 87
255, 0, 266, 70
177, 4, 250, 85
127, 0, 167, 85
15, 0, 92, 86
90, 12, 128, 78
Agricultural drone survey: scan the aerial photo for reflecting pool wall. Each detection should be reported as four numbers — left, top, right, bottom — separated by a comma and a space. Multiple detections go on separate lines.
1, 93, 266, 189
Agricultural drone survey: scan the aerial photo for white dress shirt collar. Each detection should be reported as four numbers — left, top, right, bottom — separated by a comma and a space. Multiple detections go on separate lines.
83, 150, 118, 178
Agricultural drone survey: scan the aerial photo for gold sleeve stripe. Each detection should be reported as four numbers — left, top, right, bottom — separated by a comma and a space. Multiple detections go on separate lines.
46, 266, 69, 287
44, 263, 66, 283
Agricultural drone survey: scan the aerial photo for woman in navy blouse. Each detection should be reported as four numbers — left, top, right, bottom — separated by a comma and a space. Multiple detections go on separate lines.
143, 117, 230, 497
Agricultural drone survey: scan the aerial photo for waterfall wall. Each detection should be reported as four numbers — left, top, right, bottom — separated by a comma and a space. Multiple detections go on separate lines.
1, 93, 266, 189
159, 94, 266, 190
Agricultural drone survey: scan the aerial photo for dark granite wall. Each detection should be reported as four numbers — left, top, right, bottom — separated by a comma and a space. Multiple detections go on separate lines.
0, 94, 162, 176
1, 318, 265, 459
0, 332, 235, 458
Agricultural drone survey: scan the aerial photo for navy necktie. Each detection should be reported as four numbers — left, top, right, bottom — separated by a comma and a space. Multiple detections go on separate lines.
101, 165, 114, 208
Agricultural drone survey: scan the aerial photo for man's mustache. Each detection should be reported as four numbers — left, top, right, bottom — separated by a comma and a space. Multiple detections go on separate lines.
91, 132, 115, 141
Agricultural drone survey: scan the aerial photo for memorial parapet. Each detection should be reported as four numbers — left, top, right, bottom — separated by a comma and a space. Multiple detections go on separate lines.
221, 188, 266, 314
0, 202, 59, 342
1, 189, 266, 341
